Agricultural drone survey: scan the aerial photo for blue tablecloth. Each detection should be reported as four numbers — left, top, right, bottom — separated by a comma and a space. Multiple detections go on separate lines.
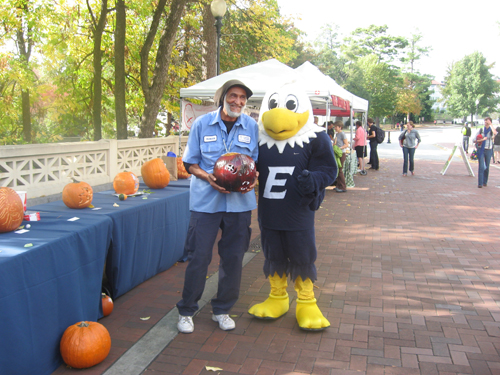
0, 211, 113, 375
30, 182, 191, 298
0, 180, 191, 375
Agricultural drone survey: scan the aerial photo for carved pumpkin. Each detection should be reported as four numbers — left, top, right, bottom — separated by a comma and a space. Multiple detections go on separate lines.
60, 321, 111, 369
101, 293, 114, 317
0, 187, 24, 233
177, 157, 191, 179
141, 158, 170, 189
113, 172, 139, 195
62, 182, 93, 209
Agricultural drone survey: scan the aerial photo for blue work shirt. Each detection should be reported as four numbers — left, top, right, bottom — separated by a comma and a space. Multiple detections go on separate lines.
183, 108, 259, 213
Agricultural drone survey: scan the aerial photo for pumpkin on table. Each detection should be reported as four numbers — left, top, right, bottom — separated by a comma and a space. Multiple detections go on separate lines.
141, 158, 170, 189
60, 321, 111, 369
0, 187, 24, 233
62, 181, 93, 209
176, 157, 191, 179
113, 171, 139, 195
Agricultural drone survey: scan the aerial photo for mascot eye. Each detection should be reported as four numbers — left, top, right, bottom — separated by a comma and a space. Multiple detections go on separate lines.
285, 95, 298, 112
268, 93, 279, 109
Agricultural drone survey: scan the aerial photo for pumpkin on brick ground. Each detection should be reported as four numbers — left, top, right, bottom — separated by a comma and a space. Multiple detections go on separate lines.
62, 181, 93, 209
101, 293, 114, 316
176, 157, 191, 179
141, 158, 170, 189
113, 171, 139, 195
60, 321, 111, 369
0, 187, 24, 233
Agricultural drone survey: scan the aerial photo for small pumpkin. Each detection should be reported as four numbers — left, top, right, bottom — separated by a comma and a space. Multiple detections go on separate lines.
113, 171, 139, 195
62, 181, 93, 209
141, 158, 170, 189
60, 321, 111, 369
177, 157, 191, 179
101, 293, 114, 317
0, 187, 24, 233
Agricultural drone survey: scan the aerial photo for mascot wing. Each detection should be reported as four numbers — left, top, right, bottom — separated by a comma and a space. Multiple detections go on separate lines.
258, 82, 324, 153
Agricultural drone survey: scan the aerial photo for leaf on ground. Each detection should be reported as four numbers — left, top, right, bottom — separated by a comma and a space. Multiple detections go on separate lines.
206, 366, 223, 372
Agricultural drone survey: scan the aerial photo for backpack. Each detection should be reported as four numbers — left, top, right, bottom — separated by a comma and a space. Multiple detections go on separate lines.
375, 126, 385, 144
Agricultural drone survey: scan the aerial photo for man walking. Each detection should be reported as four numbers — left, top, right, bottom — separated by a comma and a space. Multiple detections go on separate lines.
462, 122, 471, 153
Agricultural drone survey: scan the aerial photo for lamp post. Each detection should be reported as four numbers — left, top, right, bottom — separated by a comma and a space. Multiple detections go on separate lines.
211, 0, 227, 76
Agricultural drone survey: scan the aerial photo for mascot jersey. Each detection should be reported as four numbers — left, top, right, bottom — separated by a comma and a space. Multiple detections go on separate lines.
258, 130, 336, 231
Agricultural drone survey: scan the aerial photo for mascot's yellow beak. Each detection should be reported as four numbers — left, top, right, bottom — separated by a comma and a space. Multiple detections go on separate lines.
262, 108, 310, 141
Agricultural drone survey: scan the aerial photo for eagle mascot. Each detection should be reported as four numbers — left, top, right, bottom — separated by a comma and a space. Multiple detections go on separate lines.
248, 81, 337, 331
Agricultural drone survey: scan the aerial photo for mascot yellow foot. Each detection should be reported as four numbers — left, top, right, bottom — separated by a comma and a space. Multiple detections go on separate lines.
295, 276, 330, 331
248, 273, 289, 319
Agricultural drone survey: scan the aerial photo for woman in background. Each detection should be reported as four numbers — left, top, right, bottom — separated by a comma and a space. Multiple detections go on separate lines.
398, 121, 421, 176
333, 121, 349, 192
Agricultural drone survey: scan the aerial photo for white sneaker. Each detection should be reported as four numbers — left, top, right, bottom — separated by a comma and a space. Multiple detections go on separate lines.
212, 314, 235, 331
177, 315, 194, 333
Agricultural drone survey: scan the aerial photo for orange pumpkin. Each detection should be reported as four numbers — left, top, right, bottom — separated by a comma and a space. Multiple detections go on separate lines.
0, 187, 24, 233
60, 321, 111, 369
141, 158, 170, 189
101, 293, 114, 317
113, 172, 139, 195
62, 182, 93, 209
177, 157, 191, 179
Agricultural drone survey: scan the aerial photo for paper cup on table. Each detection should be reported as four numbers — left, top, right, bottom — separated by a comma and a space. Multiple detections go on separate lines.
16, 191, 27, 212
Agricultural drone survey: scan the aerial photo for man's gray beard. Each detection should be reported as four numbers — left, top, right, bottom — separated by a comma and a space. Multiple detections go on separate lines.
224, 99, 245, 118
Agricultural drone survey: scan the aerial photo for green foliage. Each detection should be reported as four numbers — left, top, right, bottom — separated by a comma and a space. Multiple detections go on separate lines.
442, 52, 500, 119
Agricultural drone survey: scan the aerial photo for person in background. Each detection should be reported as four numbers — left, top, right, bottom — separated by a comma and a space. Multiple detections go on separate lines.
353, 121, 367, 175
398, 121, 421, 176
474, 117, 497, 188
176, 80, 259, 333
314, 116, 319, 125
333, 121, 349, 192
366, 118, 379, 171
327, 121, 335, 141
493, 126, 500, 163
461, 122, 471, 154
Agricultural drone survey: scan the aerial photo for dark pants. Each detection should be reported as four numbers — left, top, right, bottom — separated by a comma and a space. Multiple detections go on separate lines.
177, 211, 251, 316
402, 147, 416, 174
369, 141, 379, 169
336, 153, 347, 190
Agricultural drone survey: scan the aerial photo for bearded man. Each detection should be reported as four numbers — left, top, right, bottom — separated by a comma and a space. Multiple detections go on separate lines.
176, 80, 259, 333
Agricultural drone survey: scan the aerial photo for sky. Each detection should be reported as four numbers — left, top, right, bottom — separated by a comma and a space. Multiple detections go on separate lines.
276, 0, 500, 82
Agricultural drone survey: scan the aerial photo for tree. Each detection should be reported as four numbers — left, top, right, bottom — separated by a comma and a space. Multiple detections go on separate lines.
356, 54, 400, 124
401, 31, 431, 74
395, 76, 422, 123
342, 25, 408, 64
138, 0, 188, 138
442, 52, 500, 122
114, 0, 127, 139
88, 0, 109, 141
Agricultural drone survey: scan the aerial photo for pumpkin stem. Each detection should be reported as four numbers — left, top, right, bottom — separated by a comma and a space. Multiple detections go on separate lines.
77, 321, 89, 328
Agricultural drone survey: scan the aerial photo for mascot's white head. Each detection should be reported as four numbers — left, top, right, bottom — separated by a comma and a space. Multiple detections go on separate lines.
258, 81, 324, 153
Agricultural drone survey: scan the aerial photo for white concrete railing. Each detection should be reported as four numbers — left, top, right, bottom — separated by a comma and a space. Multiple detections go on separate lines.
0, 136, 188, 199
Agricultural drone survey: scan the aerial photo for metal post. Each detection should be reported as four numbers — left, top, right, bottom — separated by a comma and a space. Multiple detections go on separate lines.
215, 16, 222, 76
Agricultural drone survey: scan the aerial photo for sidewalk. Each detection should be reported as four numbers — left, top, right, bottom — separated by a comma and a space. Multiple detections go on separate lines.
54, 157, 500, 375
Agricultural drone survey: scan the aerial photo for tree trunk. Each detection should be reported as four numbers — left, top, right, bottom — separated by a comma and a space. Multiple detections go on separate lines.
21, 89, 32, 142
115, 0, 127, 139
91, 0, 109, 141
202, 3, 217, 80
139, 0, 188, 138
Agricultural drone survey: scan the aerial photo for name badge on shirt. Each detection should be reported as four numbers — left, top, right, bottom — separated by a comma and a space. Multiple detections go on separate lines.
238, 135, 251, 144
204, 135, 217, 142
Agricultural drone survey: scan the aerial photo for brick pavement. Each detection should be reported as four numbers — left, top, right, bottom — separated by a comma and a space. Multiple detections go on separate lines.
54, 157, 500, 375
